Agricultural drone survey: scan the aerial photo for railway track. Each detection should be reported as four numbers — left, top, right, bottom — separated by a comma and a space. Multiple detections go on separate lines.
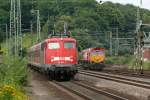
49, 81, 129, 100
78, 64, 150, 78
79, 70, 150, 89
102, 69, 150, 78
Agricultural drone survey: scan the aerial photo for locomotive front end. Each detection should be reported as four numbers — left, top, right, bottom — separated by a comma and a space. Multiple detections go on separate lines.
45, 38, 78, 80
90, 48, 105, 63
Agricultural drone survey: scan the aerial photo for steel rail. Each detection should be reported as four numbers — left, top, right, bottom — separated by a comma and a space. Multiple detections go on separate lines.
79, 70, 150, 89
52, 81, 129, 100
73, 81, 129, 100
102, 69, 150, 78
53, 81, 94, 100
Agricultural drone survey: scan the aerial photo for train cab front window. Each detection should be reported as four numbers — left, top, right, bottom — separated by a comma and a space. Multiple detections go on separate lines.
48, 42, 60, 49
91, 51, 102, 56
64, 42, 75, 49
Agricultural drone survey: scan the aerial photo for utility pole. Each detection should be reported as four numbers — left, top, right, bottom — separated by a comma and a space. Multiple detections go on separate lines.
17, 0, 22, 57
109, 31, 112, 56
31, 9, 41, 42
30, 21, 33, 45
5, 24, 8, 55
10, 0, 16, 56
115, 28, 119, 56
37, 10, 41, 42
31, 0, 41, 42
47, 12, 51, 36
64, 22, 68, 34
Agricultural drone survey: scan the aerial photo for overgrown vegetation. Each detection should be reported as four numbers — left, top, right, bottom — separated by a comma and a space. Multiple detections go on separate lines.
0, 56, 28, 100
0, 34, 34, 100
0, 32, 38, 100
105, 56, 150, 70
105, 55, 133, 65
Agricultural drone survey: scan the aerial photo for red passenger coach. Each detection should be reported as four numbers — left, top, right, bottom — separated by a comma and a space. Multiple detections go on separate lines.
28, 37, 78, 80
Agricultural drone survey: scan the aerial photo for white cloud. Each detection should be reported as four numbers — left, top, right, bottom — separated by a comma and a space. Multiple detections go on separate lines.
96, 0, 150, 10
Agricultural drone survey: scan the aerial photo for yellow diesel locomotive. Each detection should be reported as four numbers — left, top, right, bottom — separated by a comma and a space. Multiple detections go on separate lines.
80, 47, 105, 70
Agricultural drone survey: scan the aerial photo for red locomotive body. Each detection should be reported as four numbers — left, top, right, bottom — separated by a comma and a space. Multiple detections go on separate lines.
28, 37, 78, 80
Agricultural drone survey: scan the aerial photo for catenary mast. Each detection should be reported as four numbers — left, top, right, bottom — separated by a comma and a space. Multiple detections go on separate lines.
10, 0, 22, 56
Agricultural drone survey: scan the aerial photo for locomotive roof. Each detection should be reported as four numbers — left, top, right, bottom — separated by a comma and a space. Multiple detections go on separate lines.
81, 47, 105, 53
45, 37, 76, 42
28, 37, 76, 51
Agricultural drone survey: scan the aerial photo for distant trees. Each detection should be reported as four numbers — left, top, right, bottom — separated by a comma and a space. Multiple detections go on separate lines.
0, 0, 150, 51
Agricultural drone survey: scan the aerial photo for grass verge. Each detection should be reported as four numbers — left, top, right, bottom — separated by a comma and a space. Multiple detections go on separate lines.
105, 55, 150, 70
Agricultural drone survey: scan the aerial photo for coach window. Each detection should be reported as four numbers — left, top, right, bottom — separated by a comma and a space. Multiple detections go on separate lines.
64, 42, 75, 49
48, 42, 60, 49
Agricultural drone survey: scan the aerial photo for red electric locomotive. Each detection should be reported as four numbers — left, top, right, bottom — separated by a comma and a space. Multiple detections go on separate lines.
28, 37, 78, 80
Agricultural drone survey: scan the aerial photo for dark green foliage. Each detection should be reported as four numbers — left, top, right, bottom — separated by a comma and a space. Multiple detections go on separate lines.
71, 29, 99, 51
0, 0, 150, 53
0, 0, 9, 43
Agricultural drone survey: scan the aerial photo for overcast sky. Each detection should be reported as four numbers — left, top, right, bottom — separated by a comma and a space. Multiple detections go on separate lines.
96, 0, 150, 10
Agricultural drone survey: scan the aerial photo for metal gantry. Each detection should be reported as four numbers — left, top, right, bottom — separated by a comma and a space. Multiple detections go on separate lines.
31, 9, 41, 42
10, 0, 22, 56
109, 32, 135, 56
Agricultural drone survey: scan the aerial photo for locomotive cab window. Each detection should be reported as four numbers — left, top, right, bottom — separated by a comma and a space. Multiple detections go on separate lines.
48, 42, 60, 49
64, 42, 75, 49
91, 51, 103, 56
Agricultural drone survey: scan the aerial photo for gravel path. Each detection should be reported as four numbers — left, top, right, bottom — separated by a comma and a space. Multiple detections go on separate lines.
26, 69, 78, 100
78, 73, 150, 100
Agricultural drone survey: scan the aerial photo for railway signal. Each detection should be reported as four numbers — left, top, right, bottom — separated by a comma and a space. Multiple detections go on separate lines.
109, 31, 112, 56
135, 31, 144, 74
134, 0, 150, 74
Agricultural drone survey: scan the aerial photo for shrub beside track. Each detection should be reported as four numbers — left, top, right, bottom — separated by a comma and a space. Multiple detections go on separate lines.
0, 56, 28, 100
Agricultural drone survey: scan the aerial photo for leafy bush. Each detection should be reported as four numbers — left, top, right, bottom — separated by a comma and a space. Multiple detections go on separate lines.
105, 56, 133, 65
0, 56, 28, 100
0, 85, 28, 100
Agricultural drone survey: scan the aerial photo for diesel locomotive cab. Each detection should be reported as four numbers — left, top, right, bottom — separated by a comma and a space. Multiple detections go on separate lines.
80, 47, 105, 70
